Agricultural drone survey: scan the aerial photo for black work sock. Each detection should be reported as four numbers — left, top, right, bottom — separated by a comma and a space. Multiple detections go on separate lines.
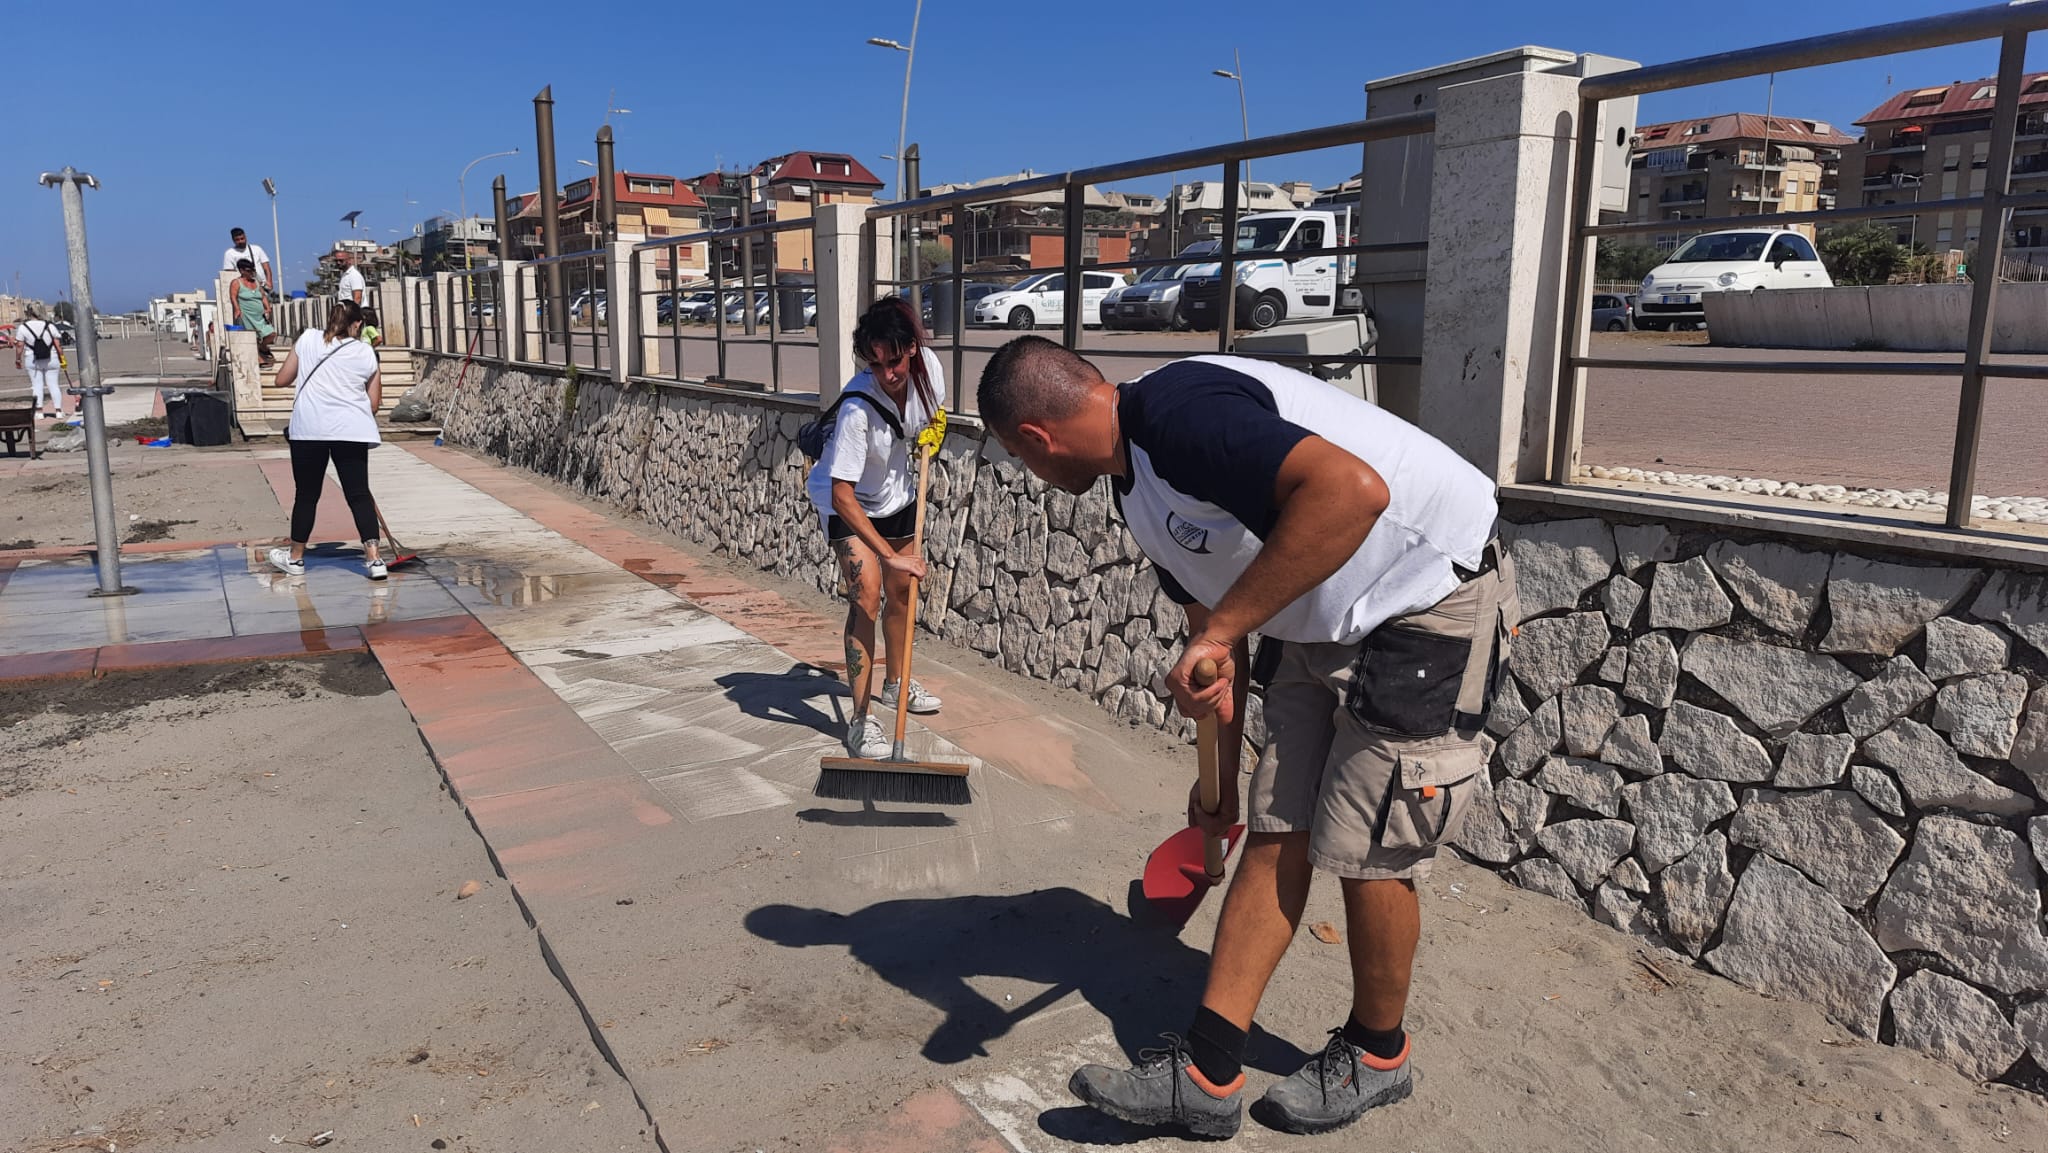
1186, 1007, 1248, 1086
1341, 1016, 1407, 1062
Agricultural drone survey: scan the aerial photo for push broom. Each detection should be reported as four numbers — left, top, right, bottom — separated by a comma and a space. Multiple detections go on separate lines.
816, 408, 972, 806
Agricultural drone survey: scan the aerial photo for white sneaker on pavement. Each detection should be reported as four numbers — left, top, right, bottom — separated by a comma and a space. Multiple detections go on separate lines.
366, 557, 388, 581
266, 547, 305, 577
845, 714, 891, 759
879, 678, 942, 715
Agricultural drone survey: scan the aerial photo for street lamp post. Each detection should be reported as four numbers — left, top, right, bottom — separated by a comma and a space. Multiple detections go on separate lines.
1213, 50, 1250, 186
262, 178, 284, 300
459, 149, 520, 271
869, 0, 924, 290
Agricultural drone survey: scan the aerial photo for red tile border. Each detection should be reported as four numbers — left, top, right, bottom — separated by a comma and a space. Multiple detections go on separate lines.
0, 646, 99, 684
94, 626, 367, 674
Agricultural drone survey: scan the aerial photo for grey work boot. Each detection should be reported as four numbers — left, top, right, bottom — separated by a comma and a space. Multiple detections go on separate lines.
1068, 1033, 1244, 1140
1257, 1028, 1413, 1135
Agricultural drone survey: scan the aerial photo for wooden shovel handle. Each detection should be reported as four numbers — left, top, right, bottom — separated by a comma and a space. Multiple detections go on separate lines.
1193, 658, 1225, 881
892, 443, 934, 749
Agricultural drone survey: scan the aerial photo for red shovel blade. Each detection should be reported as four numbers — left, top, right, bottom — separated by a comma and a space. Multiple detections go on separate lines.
1141, 823, 1246, 904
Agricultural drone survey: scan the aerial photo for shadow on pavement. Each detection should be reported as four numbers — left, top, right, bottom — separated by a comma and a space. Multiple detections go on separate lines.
716, 664, 846, 738
744, 887, 1308, 1074
793, 800, 955, 829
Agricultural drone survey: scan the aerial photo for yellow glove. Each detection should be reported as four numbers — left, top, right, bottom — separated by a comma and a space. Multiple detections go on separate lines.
917, 407, 948, 457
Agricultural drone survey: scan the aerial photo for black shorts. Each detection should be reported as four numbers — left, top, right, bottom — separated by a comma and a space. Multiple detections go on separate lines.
827, 505, 916, 542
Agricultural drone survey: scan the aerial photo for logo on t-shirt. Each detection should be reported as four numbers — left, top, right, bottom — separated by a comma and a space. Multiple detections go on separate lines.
1166, 511, 1211, 554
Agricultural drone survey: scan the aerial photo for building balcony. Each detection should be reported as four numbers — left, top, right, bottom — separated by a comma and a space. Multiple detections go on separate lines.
1659, 191, 1707, 206
1730, 190, 1783, 203
1867, 141, 1927, 155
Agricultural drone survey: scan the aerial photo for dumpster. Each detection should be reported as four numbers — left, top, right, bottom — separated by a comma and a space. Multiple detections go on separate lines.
776, 274, 808, 333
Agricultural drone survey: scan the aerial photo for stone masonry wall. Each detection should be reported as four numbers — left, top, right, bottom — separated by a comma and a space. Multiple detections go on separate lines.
1464, 510, 2048, 1086
414, 354, 2048, 1086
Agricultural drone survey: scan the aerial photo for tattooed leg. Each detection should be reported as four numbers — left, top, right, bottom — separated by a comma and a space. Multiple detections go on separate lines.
834, 537, 881, 717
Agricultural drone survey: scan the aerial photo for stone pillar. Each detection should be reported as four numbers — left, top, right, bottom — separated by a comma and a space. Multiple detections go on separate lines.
433, 272, 456, 354
517, 264, 543, 362
635, 248, 663, 375
812, 202, 868, 405
606, 240, 634, 383
1416, 69, 1584, 485
225, 329, 263, 417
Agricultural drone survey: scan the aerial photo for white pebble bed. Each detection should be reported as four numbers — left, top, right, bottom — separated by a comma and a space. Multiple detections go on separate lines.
1581, 465, 2048, 524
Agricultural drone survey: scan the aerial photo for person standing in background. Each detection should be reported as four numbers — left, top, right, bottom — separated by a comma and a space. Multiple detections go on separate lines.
335, 249, 367, 307
14, 307, 67, 420
222, 228, 273, 294
234, 259, 277, 366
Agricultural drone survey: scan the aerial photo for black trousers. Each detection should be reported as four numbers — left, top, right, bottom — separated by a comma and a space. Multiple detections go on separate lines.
288, 437, 379, 545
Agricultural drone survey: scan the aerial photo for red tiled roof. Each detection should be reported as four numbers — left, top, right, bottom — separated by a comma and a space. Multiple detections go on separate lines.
560, 172, 707, 210
754, 151, 883, 188
1635, 113, 1856, 149
1857, 72, 2048, 126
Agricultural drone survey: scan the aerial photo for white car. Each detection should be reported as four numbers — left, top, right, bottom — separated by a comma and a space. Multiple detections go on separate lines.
971, 270, 1130, 329
1635, 229, 1832, 331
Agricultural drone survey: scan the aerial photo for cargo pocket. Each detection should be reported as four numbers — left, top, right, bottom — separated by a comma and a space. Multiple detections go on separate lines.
1378, 742, 1485, 851
1345, 626, 1473, 738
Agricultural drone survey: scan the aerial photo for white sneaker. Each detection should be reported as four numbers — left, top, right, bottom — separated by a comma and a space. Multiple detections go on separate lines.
879, 678, 942, 714
366, 557, 388, 581
845, 714, 890, 759
266, 546, 304, 577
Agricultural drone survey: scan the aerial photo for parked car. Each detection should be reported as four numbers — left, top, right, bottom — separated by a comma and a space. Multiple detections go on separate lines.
1105, 240, 1221, 331
1591, 293, 1634, 332
971, 270, 1129, 329
1635, 229, 1832, 331
675, 290, 724, 322
568, 291, 607, 324
722, 290, 770, 325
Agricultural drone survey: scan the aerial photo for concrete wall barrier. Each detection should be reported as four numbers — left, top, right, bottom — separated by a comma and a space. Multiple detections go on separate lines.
1710, 281, 2048, 352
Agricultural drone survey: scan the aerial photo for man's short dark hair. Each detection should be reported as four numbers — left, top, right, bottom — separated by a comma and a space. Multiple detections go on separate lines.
231, 227, 246, 238
977, 336, 1099, 435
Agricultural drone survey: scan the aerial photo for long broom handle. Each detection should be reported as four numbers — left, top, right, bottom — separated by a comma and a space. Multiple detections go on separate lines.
892, 440, 934, 755
1194, 658, 1226, 881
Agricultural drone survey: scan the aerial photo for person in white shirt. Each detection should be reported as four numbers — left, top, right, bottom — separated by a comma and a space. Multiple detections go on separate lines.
13, 308, 66, 419
221, 228, 272, 293
978, 338, 1517, 1139
334, 249, 367, 307
266, 300, 389, 581
803, 297, 948, 759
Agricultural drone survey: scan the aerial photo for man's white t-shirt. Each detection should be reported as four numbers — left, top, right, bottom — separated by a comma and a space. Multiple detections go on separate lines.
286, 329, 382, 444
337, 267, 367, 304
805, 346, 946, 530
223, 242, 270, 273
15, 319, 61, 367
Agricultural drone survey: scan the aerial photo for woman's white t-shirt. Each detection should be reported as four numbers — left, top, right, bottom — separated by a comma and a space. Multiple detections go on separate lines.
286, 330, 382, 444
805, 346, 946, 529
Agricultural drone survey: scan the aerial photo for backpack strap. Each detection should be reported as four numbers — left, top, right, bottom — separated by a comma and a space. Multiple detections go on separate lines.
829, 388, 903, 439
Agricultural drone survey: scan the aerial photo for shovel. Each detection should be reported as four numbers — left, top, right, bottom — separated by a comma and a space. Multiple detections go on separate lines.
1140, 658, 1245, 922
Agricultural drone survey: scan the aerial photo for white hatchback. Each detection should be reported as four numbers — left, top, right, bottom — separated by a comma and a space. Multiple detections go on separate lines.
971, 270, 1130, 329
1635, 229, 1832, 331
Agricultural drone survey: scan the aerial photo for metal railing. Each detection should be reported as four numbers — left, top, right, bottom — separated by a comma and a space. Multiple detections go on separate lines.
863, 111, 1436, 415
1553, 1, 2048, 530
633, 216, 817, 392
519, 249, 608, 371
450, 267, 504, 361
409, 279, 436, 362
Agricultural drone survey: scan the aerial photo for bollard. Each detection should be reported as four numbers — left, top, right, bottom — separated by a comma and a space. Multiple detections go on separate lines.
40, 166, 135, 597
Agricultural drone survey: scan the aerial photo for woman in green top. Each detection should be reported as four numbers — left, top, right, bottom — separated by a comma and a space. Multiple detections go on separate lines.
235, 258, 276, 365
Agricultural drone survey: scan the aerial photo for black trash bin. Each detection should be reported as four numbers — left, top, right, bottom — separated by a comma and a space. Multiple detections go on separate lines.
164, 393, 193, 444
776, 274, 808, 333
186, 391, 233, 446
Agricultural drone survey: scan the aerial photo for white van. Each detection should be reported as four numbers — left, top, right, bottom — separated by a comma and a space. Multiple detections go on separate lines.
1181, 208, 1353, 331
1635, 228, 1832, 331
971, 270, 1131, 329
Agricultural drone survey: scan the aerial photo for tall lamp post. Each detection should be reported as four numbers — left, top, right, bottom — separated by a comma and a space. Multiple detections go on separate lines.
869, 0, 924, 289
1213, 50, 1250, 186
460, 148, 519, 270
262, 178, 284, 300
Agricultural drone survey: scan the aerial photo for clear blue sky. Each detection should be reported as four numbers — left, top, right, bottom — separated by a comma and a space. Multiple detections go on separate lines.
4, 0, 2039, 312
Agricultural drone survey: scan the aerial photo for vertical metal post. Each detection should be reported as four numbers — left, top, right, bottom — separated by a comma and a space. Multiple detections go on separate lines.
904, 145, 922, 320
740, 225, 757, 336
1946, 29, 2027, 530
713, 240, 729, 380
39, 168, 130, 596
670, 242, 683, 381
950, 204, 967, 405
1218, 160, 1241, 351
1062, 181, 1085, 348
493, 174, 511, 265
596, 126, 617, 242
1548, 97, 1604, 486
534, 87, 567, 353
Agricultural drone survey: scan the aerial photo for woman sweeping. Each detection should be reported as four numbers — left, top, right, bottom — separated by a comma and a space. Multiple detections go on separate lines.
267, 299, 389, 580
234, 258, 277, 365
805, 297, 947, 759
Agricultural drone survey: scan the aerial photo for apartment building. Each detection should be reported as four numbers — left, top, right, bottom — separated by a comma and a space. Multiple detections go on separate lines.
558, 171, 710, 287
912, 171, 1141, 271
1846, 72, 2048, 260
747, 151, 883, 273
1626, 113, 1855, 248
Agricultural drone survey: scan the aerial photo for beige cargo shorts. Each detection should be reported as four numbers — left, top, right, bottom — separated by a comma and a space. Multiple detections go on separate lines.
1247, 547, 1518, 881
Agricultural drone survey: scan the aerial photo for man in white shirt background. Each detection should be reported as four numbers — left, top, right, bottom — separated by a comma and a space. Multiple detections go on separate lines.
334, 249, 367, 307
222, 228, 272, 295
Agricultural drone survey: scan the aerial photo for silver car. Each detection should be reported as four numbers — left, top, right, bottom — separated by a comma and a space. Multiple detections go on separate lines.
1110, 240, 1221, 331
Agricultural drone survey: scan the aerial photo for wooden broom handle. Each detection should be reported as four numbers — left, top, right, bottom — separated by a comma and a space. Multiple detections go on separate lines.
893, 442, 934, 748
1194, 658, 1226, 880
